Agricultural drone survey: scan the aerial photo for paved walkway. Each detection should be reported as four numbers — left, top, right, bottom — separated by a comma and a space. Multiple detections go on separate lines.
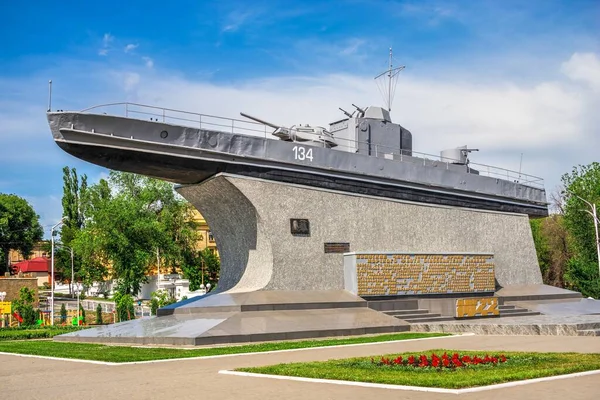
1, 335, 599, 400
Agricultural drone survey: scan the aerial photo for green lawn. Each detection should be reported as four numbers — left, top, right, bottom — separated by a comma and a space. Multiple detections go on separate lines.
0, 332, 448, 363
238, 349, 600, 389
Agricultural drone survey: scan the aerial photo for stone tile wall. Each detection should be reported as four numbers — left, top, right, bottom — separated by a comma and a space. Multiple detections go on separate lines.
0, 277, 39, 306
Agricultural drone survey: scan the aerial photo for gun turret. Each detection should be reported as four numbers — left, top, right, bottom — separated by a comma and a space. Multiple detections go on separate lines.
351, 103, 365, 115
240, 112, 281, 130
338, 107, 355, 118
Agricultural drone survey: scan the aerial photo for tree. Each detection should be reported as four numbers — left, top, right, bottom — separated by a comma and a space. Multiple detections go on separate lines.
12, 287, 37, 326
60, 303, 67, 324
0, 194, 44, 274
96, 303, 103, 325
55, 167, 88, 291
530, 215, 570, 287
181, 248, 220, 292
72, 171, 201, 296
561, 162, 600, 298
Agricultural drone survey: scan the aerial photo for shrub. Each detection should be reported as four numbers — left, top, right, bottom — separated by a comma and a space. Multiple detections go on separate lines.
60, 303, 67, 324
95, 304, 103, 325
12, 287, 38, 326
113, 292, 135, 322
79, 304, 86, 323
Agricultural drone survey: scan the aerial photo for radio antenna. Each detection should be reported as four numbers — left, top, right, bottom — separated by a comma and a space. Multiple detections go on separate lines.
374, 48, 405, 113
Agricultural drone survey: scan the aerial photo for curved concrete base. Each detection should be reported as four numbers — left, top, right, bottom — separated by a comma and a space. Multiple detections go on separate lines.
177, 173, 542, 294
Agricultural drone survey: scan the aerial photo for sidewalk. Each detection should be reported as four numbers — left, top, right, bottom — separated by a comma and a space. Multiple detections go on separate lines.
1, 335, 599, 400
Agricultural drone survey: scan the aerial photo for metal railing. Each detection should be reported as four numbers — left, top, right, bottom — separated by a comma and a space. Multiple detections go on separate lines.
78, 102, 545, 189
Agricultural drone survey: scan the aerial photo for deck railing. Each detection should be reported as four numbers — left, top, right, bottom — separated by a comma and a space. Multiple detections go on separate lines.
78, 102, 545, 189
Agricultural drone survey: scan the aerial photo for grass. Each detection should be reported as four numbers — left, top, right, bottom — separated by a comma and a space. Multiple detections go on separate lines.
237, 349, 600, 389
0, 332, 448, 363
0, 326, 86, 341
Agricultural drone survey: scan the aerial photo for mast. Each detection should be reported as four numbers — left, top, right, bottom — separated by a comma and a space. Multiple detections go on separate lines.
387, 48, 392, 113
374, 47, 405, 113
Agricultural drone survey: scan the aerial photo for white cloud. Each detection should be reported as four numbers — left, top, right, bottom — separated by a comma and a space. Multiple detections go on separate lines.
142, 56, 154, 69
124, 43, 138, 53
561, 52, 600, 91
122, 72, 141, 91
99, 33, 114, 56
221, 9, 260, 32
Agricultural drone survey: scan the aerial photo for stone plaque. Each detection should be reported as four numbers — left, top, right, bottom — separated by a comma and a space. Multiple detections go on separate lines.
290, 219, 310, 236
455, 297, 499, 318
324, 242, 350, 253
349, 253, 495, 296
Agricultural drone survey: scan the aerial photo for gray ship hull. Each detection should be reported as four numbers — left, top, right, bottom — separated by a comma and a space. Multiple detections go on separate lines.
47, 112, 548, 217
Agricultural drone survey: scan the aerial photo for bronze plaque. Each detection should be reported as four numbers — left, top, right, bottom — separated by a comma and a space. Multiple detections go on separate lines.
324, 242, 350, 253
290, 219, 310, 236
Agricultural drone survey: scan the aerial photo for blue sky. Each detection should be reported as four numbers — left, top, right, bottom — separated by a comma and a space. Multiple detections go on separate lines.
0, 0, 599, 236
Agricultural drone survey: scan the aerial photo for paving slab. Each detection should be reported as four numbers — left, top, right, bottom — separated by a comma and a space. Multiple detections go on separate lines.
1, 335, 599, 400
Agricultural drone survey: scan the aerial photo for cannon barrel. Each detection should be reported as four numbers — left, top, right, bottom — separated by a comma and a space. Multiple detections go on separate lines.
240, 112, 281, 129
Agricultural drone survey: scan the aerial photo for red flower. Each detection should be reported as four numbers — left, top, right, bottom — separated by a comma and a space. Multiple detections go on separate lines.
500, 355, 507, 363
408, 355, 416, 365
419, 355, 429, 367
393, 356, 403, 365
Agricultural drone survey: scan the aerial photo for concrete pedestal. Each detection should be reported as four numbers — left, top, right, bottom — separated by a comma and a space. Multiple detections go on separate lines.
178, 173, 542, 294
55, 173, 548, 345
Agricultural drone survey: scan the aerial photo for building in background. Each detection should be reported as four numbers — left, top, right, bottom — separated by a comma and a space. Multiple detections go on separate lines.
191, 209, 219, 256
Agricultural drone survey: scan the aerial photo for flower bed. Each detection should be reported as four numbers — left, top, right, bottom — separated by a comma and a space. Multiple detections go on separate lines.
373, 352, 508, 369
237, 349, 600, 389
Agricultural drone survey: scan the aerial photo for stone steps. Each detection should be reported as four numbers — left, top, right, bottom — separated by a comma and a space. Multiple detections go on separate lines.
383, 309, 429, 317
403, 315, 456, 323
499, 304, 541, 318
577, 329, 600, 336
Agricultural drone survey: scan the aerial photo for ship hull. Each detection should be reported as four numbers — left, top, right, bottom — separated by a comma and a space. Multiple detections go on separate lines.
48, 112, 548, 217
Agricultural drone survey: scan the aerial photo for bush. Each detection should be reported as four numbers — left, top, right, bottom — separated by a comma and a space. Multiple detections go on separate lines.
79, 304, 86, 322
0, 326, 84, 341
12, 287, 38, 326
150, 298, 159, 316
96, 304, 103, 325
60, 303, 67, 324
113, 292, 135, 322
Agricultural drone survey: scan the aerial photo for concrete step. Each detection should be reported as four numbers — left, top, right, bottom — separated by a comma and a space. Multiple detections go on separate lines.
384, 309, 429, 316
499, 307, 530, 314
394, 313, 441, 320
404, 316, 456, 323
498, 305, 516, 310
499, 311, 541, 317
577, 329, 600, 336
367, 299, 419, 312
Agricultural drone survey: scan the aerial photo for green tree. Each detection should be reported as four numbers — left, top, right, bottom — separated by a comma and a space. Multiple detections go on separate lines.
96, 303, 103, 325
52, 167, 89, 291
530, 215, 571, 287
12, 287, 37, 326
180, 248, 220, 292
60, 303, 67, 324
0, 194, 44, 274
562, 162, 600, 298
72, 171, 201, 297
113, 291, 135, 322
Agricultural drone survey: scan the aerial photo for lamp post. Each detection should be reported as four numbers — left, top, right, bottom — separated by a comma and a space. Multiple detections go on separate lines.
574, 195, 600, 277
50, 218, 65, 326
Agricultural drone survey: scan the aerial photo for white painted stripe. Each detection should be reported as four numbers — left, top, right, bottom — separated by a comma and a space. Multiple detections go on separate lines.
218, 370, 461, 393
0, 352, 118, 366
218, 368, 600, 394
0, 332, 471, 366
